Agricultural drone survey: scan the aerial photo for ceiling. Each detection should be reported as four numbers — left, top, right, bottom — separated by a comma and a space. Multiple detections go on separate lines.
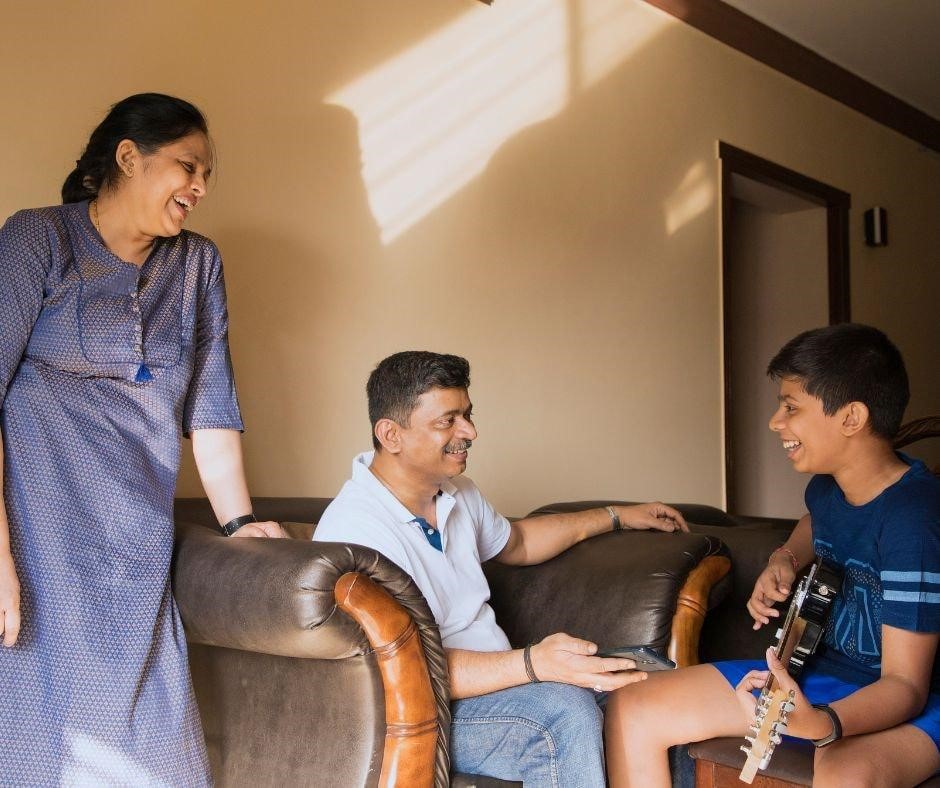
721, 0, 940, 121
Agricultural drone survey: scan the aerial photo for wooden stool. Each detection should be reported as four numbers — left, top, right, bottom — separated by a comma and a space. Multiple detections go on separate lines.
689, 737, 812, 787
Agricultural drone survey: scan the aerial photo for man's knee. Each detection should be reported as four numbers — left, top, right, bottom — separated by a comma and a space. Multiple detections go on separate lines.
538, 683, 604, 743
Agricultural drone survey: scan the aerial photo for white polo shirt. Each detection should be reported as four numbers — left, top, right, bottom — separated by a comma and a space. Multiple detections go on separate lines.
314, 452, 512, 652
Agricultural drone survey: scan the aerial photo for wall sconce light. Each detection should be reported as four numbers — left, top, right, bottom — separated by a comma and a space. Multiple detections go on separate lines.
864, 206, 887, 247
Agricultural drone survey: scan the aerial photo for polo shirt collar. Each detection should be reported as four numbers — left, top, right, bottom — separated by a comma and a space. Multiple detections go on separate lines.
350, 451, 458, 525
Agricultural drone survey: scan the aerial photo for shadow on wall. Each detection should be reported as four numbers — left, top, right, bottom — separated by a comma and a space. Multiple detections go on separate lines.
178, 103, 382, 495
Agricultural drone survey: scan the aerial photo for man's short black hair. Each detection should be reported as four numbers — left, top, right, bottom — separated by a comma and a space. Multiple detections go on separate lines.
767, 323, 909, 440
367, 351, 471, 450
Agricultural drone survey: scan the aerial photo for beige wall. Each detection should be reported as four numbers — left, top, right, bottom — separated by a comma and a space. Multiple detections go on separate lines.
729, 200, 828, 520
3, 0, 938, 515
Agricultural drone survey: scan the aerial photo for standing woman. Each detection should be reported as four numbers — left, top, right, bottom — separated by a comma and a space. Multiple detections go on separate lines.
0, 93, 284, 784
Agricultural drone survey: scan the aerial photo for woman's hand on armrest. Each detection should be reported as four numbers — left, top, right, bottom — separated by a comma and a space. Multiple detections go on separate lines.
230, 520, 287, 538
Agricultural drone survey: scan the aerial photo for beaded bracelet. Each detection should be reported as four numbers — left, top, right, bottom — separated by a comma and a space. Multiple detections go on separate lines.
605, 505, 623, 531
771, 545, 800, 573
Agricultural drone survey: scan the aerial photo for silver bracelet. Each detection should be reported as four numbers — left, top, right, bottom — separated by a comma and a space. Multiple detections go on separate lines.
605, 505, 622, 531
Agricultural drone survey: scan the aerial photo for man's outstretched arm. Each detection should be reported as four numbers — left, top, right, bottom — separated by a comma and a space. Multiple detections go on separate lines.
447, 633, 647, 699
494, 502, 687, 566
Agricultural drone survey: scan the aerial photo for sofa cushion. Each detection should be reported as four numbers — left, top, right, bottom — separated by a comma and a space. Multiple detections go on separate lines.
281, 521, 316, 540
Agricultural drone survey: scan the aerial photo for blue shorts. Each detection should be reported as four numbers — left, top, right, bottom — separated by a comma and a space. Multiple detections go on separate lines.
714, 659, 940, 752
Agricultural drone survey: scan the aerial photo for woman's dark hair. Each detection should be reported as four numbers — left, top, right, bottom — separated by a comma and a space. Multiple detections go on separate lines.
62, 93, 209, 204
367, 351, 471, 450
767, 323, 910, 440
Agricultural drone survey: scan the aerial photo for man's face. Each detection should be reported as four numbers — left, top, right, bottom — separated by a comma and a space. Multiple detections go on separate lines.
768, 377, 848, 475
397, 387, 477, 484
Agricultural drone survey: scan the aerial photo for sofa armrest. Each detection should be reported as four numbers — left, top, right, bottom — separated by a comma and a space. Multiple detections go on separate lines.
173, 519, 427, 658
484, 528, 729, 664
689, 519, 797, 662
173, 520, 452, 788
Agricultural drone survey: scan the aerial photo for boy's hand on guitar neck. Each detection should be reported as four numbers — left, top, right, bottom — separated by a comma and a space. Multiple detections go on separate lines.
735, 648, 837, 741
747, 552, 798, 630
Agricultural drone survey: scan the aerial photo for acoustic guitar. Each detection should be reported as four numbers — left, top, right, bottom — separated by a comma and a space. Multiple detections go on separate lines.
739, 557, 842, 783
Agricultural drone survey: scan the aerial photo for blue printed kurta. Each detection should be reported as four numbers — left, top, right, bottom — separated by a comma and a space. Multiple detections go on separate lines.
0, 202, 243, 785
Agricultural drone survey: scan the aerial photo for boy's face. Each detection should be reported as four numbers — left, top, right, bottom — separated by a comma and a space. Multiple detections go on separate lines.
768, 377, 848, 475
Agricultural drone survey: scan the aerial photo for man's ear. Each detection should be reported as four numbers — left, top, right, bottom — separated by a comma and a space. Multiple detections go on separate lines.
840, 402, 870, 437
374, 418, 402, 454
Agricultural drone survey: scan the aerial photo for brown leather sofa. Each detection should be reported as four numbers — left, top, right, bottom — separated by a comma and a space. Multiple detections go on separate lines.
173, 497, 734, 787
174, 419, 940, 787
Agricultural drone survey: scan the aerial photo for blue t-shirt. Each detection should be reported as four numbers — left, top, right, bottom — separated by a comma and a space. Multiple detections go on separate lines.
807, 455, 940, 691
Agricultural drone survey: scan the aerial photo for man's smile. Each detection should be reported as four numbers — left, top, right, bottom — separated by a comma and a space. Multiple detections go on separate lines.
445, 440, 472, 457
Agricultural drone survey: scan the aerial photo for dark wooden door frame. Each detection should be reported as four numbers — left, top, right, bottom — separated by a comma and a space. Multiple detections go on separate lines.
720, 141, 851, 512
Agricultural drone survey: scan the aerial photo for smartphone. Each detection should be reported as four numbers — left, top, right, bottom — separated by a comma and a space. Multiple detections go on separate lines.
597, 645, 677, 671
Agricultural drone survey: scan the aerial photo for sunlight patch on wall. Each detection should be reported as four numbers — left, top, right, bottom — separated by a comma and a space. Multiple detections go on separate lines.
577, 0, 670, 89
664, 161, 714, 235
327, 0, 570, 244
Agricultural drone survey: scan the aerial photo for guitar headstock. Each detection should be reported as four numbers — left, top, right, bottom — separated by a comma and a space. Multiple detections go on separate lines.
739, 687, 796, 784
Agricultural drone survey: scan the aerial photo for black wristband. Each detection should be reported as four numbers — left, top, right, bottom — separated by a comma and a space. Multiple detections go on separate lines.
221, 513, 257, 536
811, 703, 842, 747
523, 644, 541, 683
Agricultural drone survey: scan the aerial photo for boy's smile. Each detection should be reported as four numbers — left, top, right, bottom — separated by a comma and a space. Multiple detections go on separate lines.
768, 377, 844, 475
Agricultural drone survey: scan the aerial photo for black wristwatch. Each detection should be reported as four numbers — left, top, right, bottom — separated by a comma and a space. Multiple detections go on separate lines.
811, 703, 842, 747
220, 513, 257, 536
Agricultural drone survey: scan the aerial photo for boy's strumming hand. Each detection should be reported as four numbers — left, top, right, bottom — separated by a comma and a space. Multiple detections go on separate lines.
746, 555, 796, 630
530, 632, 648, 692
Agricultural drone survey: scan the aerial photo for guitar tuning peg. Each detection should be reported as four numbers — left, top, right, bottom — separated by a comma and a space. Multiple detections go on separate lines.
740, 744, 751, 754
776, 723, 788, 735
771, 733, 783, 745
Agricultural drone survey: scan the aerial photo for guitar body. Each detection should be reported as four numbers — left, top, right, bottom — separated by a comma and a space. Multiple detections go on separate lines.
738, 558, 843, 784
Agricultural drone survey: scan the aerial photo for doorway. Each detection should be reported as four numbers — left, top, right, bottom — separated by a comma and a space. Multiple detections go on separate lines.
720, 143, 850, 518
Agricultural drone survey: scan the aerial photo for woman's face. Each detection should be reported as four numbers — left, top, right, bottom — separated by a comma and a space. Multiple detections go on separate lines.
120, 131, 212, 238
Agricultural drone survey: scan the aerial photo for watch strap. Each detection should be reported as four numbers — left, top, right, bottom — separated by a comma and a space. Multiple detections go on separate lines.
221, 513, 257, 536
811, 703, 842, 747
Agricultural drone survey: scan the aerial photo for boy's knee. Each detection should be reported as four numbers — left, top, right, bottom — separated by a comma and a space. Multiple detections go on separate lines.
813, 748, 876, 788
606, 681, 667, 742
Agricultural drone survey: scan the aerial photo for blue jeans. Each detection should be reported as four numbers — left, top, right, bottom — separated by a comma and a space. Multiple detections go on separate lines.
451, 682, 606, 786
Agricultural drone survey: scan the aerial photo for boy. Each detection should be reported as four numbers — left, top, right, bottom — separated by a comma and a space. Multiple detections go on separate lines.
604, 324, 940, 787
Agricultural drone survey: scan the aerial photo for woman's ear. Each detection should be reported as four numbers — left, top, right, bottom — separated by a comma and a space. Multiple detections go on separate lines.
374, 418, 402, 454
840, 401, 870, 437
114, 139, 140, 179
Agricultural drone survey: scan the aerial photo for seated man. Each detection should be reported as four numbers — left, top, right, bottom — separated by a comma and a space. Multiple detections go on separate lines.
314, 350, 687, 785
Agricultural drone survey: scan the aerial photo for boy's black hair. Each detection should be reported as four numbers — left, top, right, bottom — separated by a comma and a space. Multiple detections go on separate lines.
767, 323, 909, 440
367, 351, 471, 450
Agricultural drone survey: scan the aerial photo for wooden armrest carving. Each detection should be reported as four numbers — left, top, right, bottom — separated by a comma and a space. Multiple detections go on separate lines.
335, 572, 437, 788
668, 555, 732, 667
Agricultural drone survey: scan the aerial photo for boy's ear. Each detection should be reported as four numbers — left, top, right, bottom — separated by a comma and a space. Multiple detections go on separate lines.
840, 401, 870, 437
374, 418, 403, 454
